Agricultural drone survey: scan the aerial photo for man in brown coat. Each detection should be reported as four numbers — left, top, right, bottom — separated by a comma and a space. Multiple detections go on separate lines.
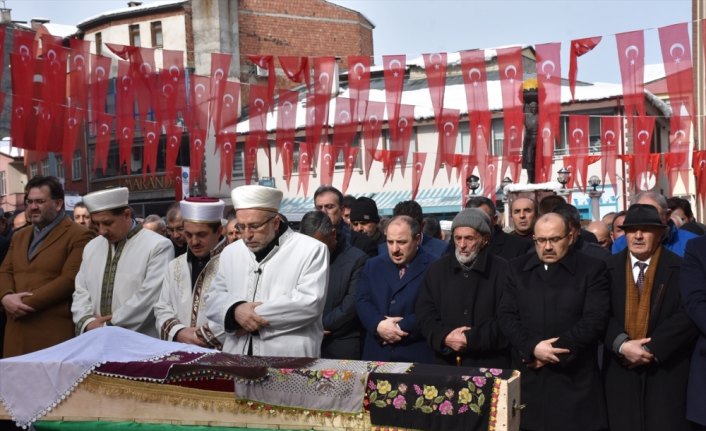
0, 176, 93, 358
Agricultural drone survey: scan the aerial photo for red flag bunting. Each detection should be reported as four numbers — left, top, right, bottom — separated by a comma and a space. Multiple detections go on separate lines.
189, 128, 206, 187
307, 57, 335, 147
158, 50, 185, 127
187, 74, 210, 133
496, 47, 524, 182
132, 47, 156, 121
658, 22, 694, 121
569, 36, 601, 101
434, 108, 460, 183
600, 116, 621, 194
243, 136, 258, 185
347, 55, 371, 123
692, 150, 706, 204
248, 84, 271, 161
275, 88, 298, 169
319, 144, 336, 186
341, 145, 359, 195
423, 52, 448, 124
632, 115, 655, 191
62, 105, 83, 176
216, 80, 240, 137
383, 54, 406, 138
535, 42, 562, 183
616, 30, 645, 118
297, 142, 313, 197
210, 52, 232, 135
116, 61, 135, 171
91, 53, 112, 119
278, 56, 310, 88
362, 100, 385, 180
664, 115, 692, 195
333, 97, 358, 155
10, 30, 37, 149
94, 112, 113, 173
411, 152, 427, 201
568, 115, 590, 191
247, 55, 276, 109
458, 156, 473, 208
217, 133, 236, 188
0, 27, 5, 114
483, 155, 500, 199
390, 104, 415, 179
141, 119, 160, 178
165, 123, 183, 175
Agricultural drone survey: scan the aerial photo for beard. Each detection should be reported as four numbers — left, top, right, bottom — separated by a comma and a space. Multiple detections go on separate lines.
455, 248, 479, 266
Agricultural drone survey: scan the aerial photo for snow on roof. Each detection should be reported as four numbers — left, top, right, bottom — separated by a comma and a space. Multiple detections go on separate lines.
235, 76, 653, 134
42, 23, 79, 38
405, 44, 533, 69
644, 63, 666, 84
77, 0, 187, 28
0, 139, 24, 158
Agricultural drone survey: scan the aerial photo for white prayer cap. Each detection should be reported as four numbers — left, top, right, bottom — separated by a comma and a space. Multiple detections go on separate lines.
180, 197, 225, 223
231, 185, 282, 213
82, 187, 129, 213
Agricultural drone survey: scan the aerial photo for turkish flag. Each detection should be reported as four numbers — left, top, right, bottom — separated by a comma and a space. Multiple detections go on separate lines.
535, 43, 562, 183
159, 50, 186, 127
562, 155, 578, 192
0, 27, 5, 113
248, 84, 271, 160
141, 119, 160, 178
94, 112, 114, 174
482, 155, 501, 199
664, 115, 692, 195
210, 52, 232, 135
319, 144, 336, 186
632, 115, 655, 191
411, 152, 427, 201
569, 36, 601, 101
423, 52, 447, 125
216, 133, 236, 188
692, 150, 706, 203
68, 38, 90, 110
91, 54, 112, 127
390, 104, 415, 179
247, 55, 276, 109
341, 145, 359, 195
434, 108, 460, 183
187, 74, 210, 133
189, 127, 207, 187
347, 55, 370, 123
383, 54, 406, 135
243, 136, 259, 185
279, 56, 310, 88
658, 22, 693, 122
616, 30, 645, 118
600, 116, 621, 194
362, 100, 385, 180
458, 156, 473, 208
133, 47, 156, 121
216, 80, 240, 136
333, 97, 357, 155
165, 123, 183, 175
116, 60, 135, 171
276, 89, 298, 168
308, 57, 335, 147
10, 30, 37, 149
568, 115, 590, 191
297, 141, 313, 197
62, 105, 83, 177
496, 47, 524, 181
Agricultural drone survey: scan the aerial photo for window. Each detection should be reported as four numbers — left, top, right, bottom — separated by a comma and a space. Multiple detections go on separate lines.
0, 171, 6, 196
129, 24, 141, 47
56, 156, 65, 180
72, 150, 82, 180
491, 118, 504, 156
232, 142, 258, 181
29, 163, 38, 178
95, 32, 102, 56
41, 159, 50, 176
151, 21, 163, 48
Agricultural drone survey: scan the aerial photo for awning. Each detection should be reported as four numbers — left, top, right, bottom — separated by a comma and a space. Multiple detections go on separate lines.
279, 187, 464, 222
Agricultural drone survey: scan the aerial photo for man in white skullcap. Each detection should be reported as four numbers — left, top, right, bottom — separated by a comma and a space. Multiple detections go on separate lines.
72, 187, 174, 337
154, 197, 226, 348
205, 185, 329, 357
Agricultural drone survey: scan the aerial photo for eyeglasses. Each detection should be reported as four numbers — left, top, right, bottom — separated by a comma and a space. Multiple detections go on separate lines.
533, 234, 569, 245
315, 203, 338, 211
234, 214, 277, 233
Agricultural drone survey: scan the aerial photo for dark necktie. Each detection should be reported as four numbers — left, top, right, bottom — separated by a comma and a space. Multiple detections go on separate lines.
635, 261, 647, 296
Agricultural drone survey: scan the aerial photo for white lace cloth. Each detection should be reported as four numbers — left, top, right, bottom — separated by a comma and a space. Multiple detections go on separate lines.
0, 326, 213, 428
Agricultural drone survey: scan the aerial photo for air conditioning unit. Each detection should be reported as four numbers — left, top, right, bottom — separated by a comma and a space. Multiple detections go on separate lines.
256, 65, 269, 77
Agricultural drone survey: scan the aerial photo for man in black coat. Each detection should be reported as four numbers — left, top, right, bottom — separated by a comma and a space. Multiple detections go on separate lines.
498, 212, 610, 431
416, 208, 511, 368
603, 204, 697, 431
314, 186, 378, 257
300, 210, 368, 360
466, 196, 532, 261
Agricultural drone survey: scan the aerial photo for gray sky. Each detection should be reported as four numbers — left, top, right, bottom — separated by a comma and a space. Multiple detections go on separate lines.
7, 0, 692, 82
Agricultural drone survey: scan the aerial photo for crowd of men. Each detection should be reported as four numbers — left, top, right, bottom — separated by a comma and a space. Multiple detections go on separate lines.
1, 176, 706, 431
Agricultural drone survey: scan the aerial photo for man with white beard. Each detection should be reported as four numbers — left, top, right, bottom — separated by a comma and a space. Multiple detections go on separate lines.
416, 208, 511, 368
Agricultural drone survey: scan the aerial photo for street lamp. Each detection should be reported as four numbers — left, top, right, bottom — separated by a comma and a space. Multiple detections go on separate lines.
467, 174, 480, 195
588, 175, 603, 221
497, 176, 513, 227
557, 167, 571, 189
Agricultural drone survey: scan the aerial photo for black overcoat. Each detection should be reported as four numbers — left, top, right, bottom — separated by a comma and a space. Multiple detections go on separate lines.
498, 249, 610, 431
604, 248, 697, 431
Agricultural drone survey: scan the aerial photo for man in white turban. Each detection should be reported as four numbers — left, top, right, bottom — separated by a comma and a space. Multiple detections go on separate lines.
205, 185, 329, 357
154, 197, 227, 348
72, 187, 174, 337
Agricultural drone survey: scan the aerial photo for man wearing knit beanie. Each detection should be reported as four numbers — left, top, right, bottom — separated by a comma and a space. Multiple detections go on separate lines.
416, 207, 511, 368
350, 197, 385, 245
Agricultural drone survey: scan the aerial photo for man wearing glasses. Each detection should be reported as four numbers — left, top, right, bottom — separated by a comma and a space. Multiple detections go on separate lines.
0, 176, 93, 357
499, 212, 610, 431
206, 185, 329, 357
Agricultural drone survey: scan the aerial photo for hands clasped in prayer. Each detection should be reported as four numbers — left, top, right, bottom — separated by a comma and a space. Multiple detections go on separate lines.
377, 316, 407, 344
234, 301, 269, 336
1, 292, 34, 319
444, 326, 471, 352
620, 337, 654, 368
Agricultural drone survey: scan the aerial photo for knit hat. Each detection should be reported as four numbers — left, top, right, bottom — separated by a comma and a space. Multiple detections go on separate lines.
350, 197, 380, 223
451, 208, 491, 235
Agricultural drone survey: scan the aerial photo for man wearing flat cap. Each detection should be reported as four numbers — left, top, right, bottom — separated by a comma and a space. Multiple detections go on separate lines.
603, 204, 697, 431
154, 198, 227, 349
205, 185, 329, 357
72, 187, 174, 337
349, 196, 385, 245
416, 208, 511, 368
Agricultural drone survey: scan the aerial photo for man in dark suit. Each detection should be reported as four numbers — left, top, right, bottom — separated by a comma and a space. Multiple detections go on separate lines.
682, 234, 706, 430
604, 204, 697, 431
498, 212, 610, 431
416, 208, 511, 368
466, 196, 532, 261
381, 200, 448, 259
314, 186, 377, 257
356, 215, 434, 363
300, 210, 368, 360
